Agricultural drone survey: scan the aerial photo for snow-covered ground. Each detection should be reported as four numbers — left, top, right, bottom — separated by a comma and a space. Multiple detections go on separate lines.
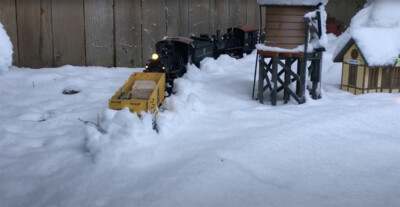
1, 35, 400, 206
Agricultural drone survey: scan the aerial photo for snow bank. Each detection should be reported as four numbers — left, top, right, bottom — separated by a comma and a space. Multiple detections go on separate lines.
85, 108, 159, 165
0, 21, 13, 73
156, 64, 205, 136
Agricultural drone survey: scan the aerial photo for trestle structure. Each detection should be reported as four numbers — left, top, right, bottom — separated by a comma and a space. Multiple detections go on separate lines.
257, 49, 323, 105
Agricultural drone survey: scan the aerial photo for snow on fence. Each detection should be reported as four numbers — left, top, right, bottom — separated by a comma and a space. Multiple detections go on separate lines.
0, 0, 262, 69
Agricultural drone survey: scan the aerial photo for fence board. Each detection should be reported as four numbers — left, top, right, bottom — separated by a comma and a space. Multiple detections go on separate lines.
214, 0, 230, 33
85, 0, 114, 67
166, 0, 189, 36
189, 0, 210, 36
141, 0, 166, 59
229, 0, 247, 27
52, 0, 85, 67
16, 0, 53, 68
39, 0, 53, 67
115, 0, 142, 67
4, 0, 300, 68
246, 0, 260, 26
0, 0, 19, 65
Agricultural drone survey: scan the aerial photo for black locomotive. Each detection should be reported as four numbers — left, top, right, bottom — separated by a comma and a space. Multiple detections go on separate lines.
144, 26, 262, 91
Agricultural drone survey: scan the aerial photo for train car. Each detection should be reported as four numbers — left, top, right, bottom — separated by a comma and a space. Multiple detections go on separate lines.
222, 26, 260, 57
145, 36, 215, 92
144, 26, 261, 90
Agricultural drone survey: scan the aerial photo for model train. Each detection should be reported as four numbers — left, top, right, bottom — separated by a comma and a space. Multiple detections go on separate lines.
144, 26, 262, 92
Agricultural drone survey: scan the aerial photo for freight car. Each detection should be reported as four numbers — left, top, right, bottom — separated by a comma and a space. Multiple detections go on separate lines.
144, 26, 261, 92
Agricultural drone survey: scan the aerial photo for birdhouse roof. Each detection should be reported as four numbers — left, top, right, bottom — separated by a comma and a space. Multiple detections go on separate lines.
256, 0, 328, 6
333, 0, 400, 67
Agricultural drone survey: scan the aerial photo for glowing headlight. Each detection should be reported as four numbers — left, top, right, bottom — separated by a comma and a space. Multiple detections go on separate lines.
151, 53, 159, 60
145, 65, 149, 69
162, 66, 165, 70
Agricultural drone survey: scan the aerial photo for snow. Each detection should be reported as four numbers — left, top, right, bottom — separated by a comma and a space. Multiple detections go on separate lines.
340, 0, 400, 66
256, 44, 304, 53
0, 21, 13, 73
257, 0, 328, 6
1, 32, 400, 206
305, 5, 328, 49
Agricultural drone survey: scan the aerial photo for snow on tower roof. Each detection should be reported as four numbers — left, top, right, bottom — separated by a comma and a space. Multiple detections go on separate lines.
334, 0, 400, 67
256, 0, 328, 6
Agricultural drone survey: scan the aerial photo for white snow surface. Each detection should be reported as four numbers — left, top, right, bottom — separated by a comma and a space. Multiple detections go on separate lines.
1, 35, 400, 207
344, 0, 400, 66
0, 21, 13, 73
257, 0, 328, 6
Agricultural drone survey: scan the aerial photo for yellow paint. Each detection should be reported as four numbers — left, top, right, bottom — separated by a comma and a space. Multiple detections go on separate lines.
349, 88, 356, 94
368, 89, 377, 93
342, 64, 349, 87
364, 67, 369, 88
392, 89, 399, 93
341, 85, 347, 91
356, 89, 363, 95
356, 66, 364, 88
382, 89, 390, 93
109, 72, 166, 116
377, 68, 382, 88
343, 44, 366, 66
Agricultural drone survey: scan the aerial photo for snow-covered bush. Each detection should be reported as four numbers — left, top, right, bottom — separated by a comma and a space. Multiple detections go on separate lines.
0, 21, 13, 73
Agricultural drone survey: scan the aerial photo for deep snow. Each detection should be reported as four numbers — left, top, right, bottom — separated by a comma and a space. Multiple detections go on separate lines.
1, 35, 400, 206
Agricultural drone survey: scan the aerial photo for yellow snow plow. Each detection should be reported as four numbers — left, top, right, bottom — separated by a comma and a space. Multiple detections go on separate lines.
109, 72, 166, 115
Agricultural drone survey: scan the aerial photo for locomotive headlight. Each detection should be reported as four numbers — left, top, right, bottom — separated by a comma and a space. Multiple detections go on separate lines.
145, 65, 149, 69
162, 66, 165, 70
151, 53, 159, 60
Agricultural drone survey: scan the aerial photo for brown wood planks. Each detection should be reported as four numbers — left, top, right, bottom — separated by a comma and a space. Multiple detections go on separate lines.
264, 6, 313, 49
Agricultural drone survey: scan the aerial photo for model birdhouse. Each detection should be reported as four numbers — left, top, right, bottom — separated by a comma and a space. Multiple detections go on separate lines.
333, 1, 400, 95
257, 0, 329, 49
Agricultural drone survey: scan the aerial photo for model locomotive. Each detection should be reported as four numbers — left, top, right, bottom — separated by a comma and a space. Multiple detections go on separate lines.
144, 26, 262, 92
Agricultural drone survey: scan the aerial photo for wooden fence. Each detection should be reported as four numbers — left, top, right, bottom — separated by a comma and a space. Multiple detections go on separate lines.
0, 0, 262, 68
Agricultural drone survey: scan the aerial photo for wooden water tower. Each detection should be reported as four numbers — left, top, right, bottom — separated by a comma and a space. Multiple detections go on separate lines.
254, 0, 328, 105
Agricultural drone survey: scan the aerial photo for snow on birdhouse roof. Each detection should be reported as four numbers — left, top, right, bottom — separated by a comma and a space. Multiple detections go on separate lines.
334, 0, 400, 67
256, 0, 328, 6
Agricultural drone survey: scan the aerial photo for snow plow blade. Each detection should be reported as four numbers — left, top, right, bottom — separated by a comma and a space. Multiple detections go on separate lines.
109, 72, 166, 116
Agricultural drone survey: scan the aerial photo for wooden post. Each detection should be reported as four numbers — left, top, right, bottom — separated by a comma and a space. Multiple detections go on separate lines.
271, 57, 278, 106
296, 58, 306, 103
258, 56, 265, 103
284, 58, 291, 103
